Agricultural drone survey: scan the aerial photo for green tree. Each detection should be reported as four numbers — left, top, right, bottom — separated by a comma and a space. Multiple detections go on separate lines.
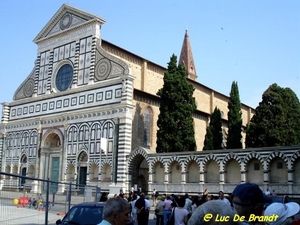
203, 107, 223, 150
203, 126, 213, 150
246, 83, 300, 147
227, 81, 243, 149
156, 54, 197, 153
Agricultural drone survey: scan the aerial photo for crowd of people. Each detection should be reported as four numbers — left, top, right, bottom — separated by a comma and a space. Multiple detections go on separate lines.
98, 183, 300, 225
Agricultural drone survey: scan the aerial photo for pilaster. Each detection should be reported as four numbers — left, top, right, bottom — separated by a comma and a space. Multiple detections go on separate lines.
61, 122, 68, 182
148, 171, 153, 184
164, 171, 169, 184
288, 169, 293, 194
263, 170, 269, 184
241, 170, 246, 183
199, 170, 204, 184
1, 103, 10, 123
0, 129, 6, 176
220, 170, 225, 184
35, 123, 42, 179
181, 171, 186, 184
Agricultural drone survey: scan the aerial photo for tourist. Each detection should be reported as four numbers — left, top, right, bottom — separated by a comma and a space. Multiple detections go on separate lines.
98, 197, 131, 225
155, 196, 165, 225
173, 196, 189, 225
188, 200, 239, 225
264, 202, 300, 225
218, 191, 231, 206
163, 195, 173, 225
231, 183, 272, 224
135, 193, 149, 225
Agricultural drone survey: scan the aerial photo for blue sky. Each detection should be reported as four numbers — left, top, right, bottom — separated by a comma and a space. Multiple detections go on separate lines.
0, 0, 299, 111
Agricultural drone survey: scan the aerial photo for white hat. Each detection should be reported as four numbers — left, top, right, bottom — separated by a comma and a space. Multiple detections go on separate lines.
264, 202, 300, 225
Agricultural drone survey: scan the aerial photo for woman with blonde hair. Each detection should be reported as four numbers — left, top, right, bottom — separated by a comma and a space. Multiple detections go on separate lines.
155, 196, 165, 225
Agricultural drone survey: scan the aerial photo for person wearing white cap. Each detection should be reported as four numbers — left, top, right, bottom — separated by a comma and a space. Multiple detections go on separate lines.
264, 202, 300, 225
188, 200, 240, 225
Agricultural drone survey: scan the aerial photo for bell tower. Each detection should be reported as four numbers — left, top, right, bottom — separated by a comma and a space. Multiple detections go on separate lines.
179, 30, 197, 81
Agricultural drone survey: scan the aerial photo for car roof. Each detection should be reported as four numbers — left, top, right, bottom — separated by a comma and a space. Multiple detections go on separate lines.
73, 202, 105, 207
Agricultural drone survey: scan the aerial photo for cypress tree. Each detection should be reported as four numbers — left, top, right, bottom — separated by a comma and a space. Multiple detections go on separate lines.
156, 54, 197, 153
227, 81, 243, 149
203, 126, 213, 150
203, 107, 223, 150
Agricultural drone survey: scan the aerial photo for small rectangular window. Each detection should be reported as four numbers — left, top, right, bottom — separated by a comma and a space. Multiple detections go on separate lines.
254, 163, 260, 170
277, 162, 283, 169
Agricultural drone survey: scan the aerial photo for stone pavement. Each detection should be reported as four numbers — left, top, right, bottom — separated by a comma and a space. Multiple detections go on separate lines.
0, 190, 88, 224
0, 204, 63, 225
0, 190, 156, 225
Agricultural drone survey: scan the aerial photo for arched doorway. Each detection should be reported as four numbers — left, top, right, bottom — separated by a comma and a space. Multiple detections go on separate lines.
41, 129, 63, 193
77, 151, 88, 194
130, 153, 149, 194
19, 154, 27, 188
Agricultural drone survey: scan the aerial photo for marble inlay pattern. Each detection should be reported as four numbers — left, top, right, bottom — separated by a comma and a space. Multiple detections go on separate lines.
95, 58, 111, 81
10, 85, 122, 120
60, 13, 72, 30
23, 78, 35, 97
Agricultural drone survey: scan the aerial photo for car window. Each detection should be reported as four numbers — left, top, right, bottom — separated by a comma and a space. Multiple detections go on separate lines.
83, 207, 103, 224
62, 205, 103, 224
64, 207, 84, 221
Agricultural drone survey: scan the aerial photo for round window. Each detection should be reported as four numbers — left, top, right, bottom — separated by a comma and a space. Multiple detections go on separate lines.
55, 64, 73, 91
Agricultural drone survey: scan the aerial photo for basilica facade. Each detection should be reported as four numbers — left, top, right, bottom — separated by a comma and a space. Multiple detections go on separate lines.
0, 4, 299, 196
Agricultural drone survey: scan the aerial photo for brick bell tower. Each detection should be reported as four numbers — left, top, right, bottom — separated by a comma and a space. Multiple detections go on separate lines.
179, 30, 197, 81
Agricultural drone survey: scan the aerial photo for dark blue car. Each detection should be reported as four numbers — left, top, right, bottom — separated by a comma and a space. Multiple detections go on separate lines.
56, 201, 134, 225
56, 202, 104, 225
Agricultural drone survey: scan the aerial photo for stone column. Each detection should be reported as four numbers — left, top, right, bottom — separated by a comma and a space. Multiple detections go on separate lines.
164, 170, 169, 184
98, 172, 102, 184
220, 170, 225, 184
263, 169, 269, 191
61, 123, 68, 182
86, 172, 89, 184
287, 169, 293, 194
74, 166, 78, 186
57, 123, 68, 194
0, 129, 7, 190
241, 170, 246, 183
263, 170, 269, 183
31, 123, 42, 193
181, 171, 186, 184
36, 124, 42, 179
40, 152, 46, 184
148, 171, 153, 184
199, 171, 204, 184
1, 130, 6, 175
219, 170, 225, 192
199, 170, 204, 193
150, 171, 155, 184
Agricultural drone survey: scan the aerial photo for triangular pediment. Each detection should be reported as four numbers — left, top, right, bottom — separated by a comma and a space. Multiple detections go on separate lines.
33, 4, 105, 43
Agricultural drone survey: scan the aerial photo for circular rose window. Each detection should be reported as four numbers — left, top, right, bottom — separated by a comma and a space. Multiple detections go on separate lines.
55, 64, 73, 91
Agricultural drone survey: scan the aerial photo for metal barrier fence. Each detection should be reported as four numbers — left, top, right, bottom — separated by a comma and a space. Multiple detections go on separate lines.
0, 171, 102, 225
